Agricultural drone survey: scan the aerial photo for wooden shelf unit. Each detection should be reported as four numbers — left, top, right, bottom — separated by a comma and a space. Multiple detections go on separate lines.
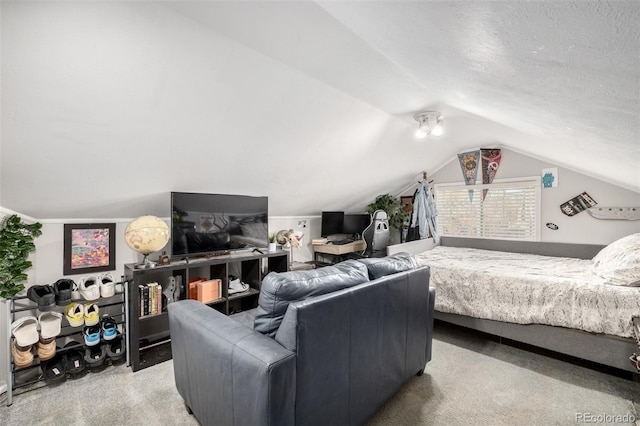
125, 250, 289, 371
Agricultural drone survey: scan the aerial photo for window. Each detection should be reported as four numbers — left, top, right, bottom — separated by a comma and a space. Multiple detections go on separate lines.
435, 177, 540, 241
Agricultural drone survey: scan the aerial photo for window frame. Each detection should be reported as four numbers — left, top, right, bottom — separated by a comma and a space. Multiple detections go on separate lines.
434, 176, 541, 241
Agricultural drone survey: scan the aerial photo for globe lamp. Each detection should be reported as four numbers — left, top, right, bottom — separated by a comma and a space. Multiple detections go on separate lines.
125, 215, 170, 269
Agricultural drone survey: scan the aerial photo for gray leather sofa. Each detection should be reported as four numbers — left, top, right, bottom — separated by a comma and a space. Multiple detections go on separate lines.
168, 253, 435, 425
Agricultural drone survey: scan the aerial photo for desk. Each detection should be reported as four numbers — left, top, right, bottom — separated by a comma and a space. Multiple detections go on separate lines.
313, 240, 366, 264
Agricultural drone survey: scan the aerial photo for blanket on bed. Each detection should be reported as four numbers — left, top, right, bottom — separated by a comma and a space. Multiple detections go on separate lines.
415, 246, 640, 338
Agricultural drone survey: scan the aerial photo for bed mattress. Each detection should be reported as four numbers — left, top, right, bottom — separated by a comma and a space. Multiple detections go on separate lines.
415, 246, 640, 338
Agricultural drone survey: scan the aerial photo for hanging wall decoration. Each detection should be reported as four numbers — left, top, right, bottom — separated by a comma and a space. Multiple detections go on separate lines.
560, 192, 597, 216
457, 150, 480, 203
542, 167, 558, 188
480, 148, 502, 200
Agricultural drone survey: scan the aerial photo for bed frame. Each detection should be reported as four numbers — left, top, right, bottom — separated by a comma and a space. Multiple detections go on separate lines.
431, 237, 639, 375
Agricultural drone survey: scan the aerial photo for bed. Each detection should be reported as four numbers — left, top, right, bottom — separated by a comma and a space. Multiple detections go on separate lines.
414, 234, 640, 374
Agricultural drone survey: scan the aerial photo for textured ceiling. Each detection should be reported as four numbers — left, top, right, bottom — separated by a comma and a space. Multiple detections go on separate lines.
1, 1, 639, 220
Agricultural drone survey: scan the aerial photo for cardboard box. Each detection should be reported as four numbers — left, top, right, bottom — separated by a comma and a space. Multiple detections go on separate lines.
197, 279, 221, 304
188, 278, 205, 300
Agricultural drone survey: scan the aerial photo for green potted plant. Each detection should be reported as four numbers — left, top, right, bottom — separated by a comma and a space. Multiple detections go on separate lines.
268, 233, 277, 252
367, 194, 409, 231
0, 214, 43, 298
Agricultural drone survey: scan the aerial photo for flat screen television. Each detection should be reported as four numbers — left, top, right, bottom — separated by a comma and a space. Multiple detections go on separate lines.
321, 211, 344, 237
171, 192, 268, 258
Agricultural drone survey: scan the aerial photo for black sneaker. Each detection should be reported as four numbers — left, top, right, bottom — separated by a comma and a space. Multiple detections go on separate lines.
42, 351, 67, 383
53, 279, 74, 306
106, 333, 126, 362
84, 344, 106, 368
63, 341, 86, 375
27, 285, 56, 311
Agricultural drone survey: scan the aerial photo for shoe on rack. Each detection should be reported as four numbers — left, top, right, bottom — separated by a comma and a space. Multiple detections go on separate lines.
84, 344, 107, 368
84, 302, 99, 326
98, 273, 116, 298
27, 285, 56, 311
42, 351, 67, 383
11, 316, 39, 347
71, 280, 82, 301
228, 275, 250, 295
78, 276, 100, 300
63, 341, 86, 375
83, 325, 101, 347
100, 315, 118, 340
52, 278, 74, 306
65, 302, 85, 327
39, 311, 63, 340
106, 333, 126, 362
11, 338, 34, 369
36, 336, 56, 361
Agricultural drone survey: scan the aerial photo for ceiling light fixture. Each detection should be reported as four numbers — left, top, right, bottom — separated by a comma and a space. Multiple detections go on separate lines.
414, 111, 444, 139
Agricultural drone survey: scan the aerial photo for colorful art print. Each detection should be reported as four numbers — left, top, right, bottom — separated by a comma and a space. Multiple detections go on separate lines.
560, 192, 597, 217
63, 223, 116, 275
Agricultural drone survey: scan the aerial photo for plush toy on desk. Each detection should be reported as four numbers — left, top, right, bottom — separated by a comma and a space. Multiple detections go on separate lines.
275, 229, 301, 249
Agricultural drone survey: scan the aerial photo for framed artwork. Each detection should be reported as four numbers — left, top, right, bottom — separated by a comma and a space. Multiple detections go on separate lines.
63, 223, 116, 275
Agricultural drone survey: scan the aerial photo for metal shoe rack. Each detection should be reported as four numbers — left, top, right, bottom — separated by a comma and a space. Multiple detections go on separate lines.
4, 278, 129, 406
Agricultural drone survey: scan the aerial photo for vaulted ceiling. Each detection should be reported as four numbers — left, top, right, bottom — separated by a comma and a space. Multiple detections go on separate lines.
1, 1, 638, 220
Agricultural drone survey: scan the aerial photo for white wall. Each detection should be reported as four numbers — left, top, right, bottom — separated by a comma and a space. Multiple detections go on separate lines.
428, 148, 640, 244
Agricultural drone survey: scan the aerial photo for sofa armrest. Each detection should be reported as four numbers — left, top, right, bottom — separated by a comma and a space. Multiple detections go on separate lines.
426, 286, 436, 362
168, 300, 296, 426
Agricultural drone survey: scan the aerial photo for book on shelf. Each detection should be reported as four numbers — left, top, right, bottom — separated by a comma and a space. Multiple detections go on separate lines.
138, 282, 164, 317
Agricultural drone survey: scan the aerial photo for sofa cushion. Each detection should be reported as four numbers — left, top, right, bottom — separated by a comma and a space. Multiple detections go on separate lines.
357, 252, 417, 280
254, 260, 369, 337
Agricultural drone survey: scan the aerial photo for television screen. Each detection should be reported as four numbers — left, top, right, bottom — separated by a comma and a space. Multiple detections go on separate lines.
321, 211, 344, 237
343, 214, 370, 237
171, 192, 268, 258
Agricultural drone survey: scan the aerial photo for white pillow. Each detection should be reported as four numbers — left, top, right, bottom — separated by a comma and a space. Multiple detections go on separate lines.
592, 233, 640, 286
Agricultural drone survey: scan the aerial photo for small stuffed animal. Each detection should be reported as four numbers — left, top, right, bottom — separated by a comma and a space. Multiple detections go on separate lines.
275, 229, 300, 249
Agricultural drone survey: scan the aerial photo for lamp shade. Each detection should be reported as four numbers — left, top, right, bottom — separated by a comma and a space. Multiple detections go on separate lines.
125, 215, 170, 255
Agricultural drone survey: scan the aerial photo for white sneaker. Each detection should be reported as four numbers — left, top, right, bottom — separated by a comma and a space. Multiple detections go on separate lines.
71, 281, 82, 301
79, 276, 100, 300
228, 276, 250, 295
98, 273, 116, 298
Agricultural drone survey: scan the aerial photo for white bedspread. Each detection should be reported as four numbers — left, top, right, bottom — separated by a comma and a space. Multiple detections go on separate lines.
415, 246, 640, 338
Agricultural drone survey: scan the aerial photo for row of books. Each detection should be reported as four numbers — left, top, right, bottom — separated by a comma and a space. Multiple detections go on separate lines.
138, 282, 163, 318
138, 276, 225, 318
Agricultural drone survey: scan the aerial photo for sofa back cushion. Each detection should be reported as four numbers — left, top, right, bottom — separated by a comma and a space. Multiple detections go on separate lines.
357, 252, 417, 279
254, 260, 369, 337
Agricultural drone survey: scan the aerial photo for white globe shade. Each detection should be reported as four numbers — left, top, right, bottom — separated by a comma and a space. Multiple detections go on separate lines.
125, 215, 170, 255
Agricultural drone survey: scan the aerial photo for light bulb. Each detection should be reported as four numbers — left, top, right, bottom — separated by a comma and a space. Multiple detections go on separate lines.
431, 123, 444, 137
415, 127, 428, 139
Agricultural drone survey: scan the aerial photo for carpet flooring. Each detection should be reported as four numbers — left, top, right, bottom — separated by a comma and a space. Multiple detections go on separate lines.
1, 322, 638, 425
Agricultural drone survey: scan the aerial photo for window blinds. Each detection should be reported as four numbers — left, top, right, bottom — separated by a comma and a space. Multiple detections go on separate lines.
435, 179, 540, 241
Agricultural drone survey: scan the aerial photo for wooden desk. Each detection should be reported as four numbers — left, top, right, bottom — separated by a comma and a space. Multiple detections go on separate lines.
313, 240, 366, 263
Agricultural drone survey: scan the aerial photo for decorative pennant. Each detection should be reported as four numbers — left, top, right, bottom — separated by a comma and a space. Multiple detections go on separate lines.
480, 148, 502, 200
457, 150, 480, 203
